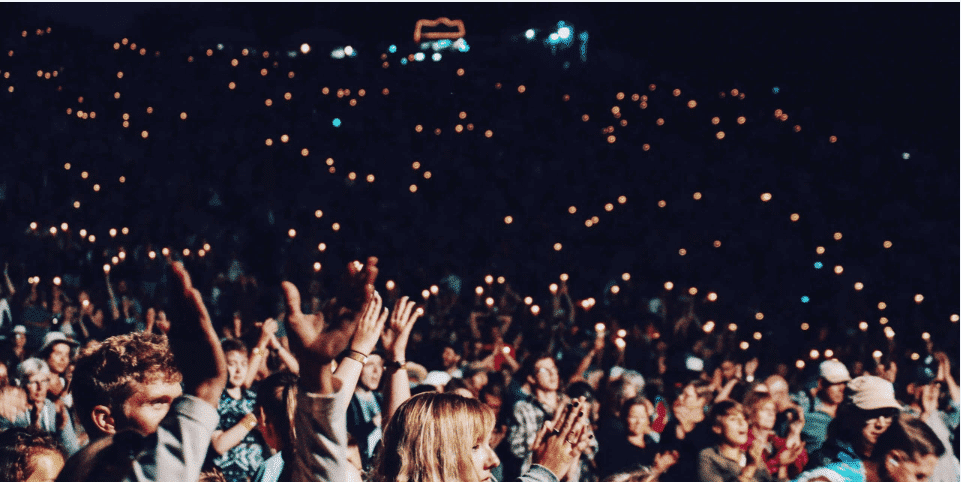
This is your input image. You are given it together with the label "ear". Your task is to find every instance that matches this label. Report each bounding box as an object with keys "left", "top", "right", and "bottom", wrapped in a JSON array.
[
  {"left": 885, "top": 449, "right": 909, "bottom": 472},
  {"left": 712, "top": 424, "right": 723, "bottom": 436},
  {"left": 90, "top": 405, "right": 117, "bottom": 436}
]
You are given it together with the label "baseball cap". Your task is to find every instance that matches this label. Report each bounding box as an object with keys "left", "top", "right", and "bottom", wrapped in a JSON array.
[
  {"left": 909, "top": 355, "right": 939, "bottom": 386},
  {"left": 38, "top": 331, "right": 79, "bottom": 356},
  {"left": 819, "top": 359, "right": 852, "bottom": 384},
  {"left": 847, "top": 375, "right": 901, "bottom": 411},
  {"left": 12, "top": 325, "right": 26, "bottom": 335}
]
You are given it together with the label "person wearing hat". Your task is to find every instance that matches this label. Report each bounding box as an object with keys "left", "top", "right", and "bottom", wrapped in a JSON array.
[
  {"left": 799, "top": 359, "right": 852, "bottom": 454},
  {"left": 807, "top": 375, "right": 902, "bottom": 471},
  {"left": 38, "top": 331, "right": 80, "bottom": 403},
  {"left": 899, "top": 353, "right": 960, "bottom": 482}
]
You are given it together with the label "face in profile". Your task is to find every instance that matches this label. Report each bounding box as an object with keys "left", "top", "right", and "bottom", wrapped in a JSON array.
[
  {"left": 714, "top": 409, "right": 749, "bottom": 446},
  {"left": 24, "top": 448, "right": 65, "bottom": 482},
  {"left": 752, "top": 400, "right": 778, "bottom": 431},
  {"left": 470, "top": 429, "right": 499, "bottom": 482},
  {"left": 118, "top": 378, "right": 183, "bottom": 436}
]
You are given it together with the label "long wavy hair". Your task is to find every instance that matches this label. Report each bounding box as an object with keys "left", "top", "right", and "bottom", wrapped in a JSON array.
[{"left": 371, "top": 392, "right": 495, "bottom": 482}]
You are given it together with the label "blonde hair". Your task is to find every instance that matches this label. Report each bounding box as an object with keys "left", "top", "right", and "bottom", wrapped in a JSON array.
[{"left": 372, "top": 392, "right": 495, "bottom": 482}]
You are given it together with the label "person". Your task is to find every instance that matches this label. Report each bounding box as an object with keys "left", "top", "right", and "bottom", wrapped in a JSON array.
[
  {"left": 209, "top": 338, "right": 268, "bottom": 482},
  {"left": 597, "top": 396, "right": 660, "bottom": 478},
  {"left": 250, "top": 257, "right": 383, "bottom": 482},
  {"left": 346, "top": 349, "right": 385, "bottom": 470},
  {"left": 899, "top": 354, "right": 960, "bottom": 482},
  {"left": 792, "top": 415, "right": 944, "bottom": 482},
  {"left": 505, "top": 354, "right": 563, "bottom": 480},
  {"left": 11, "top": 358, "right": 82, "bottom": 456},
  {"left": 68, "top": 331, "right": 183, "bottom": 440},
  {"left": 794, "top": 360, "right": 850, "bottom": 454},
  {"left": 808, "top": 375, "right": 901, "bottom": 470},
  {"left": 743, "top": 391, "right": 807, "bottom": 480},
  {"left": 56, "top": 260, "right": 229, "bottom": 482},
  {"left": 38, "top": 332, "right": 79, "bottom": 405},
  {"left": 696, "top": 400, "right": 775, "bottom": 482},
  {"left": 0, "top": 427, "right": 66, "bottom": 482},
  {"left": 370, "top": 391, "right": 592, "bottom": 482},
  {"left": 659, "top": 378, "right": 715, "bottom": 481}
]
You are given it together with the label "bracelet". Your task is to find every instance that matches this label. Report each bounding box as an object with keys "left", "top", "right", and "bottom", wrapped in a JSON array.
[
  {"left": 345, "top": 350, "right": 368, "bottom": 365},
  {"left": 241, "top": 413, "right": 257, "bottom": 431},
  {"left": 384, "top": 359, "right": 407, "bottom": 370},
  {"left": 252, "top": 346, "right": 266, "bottom": 357}
]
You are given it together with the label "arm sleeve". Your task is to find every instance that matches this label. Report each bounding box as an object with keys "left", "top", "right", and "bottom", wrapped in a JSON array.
[
  {"left": 517, "top": 464, "right": 560, "bottom": 482},
  {"left": 57, "top": 410, "right": 83, "bottom": 456},
  {"left": 508, "top": 402, "right": 534, "bottom": 459},
  {"left": 131, "top": 395, "right": 220, "bottom": 482},
  {"left": 287, "top": 390, "right": 348, "bottom": 482},
  {"left": 695, "top": 448, "right": 741, "bottom": 482}
]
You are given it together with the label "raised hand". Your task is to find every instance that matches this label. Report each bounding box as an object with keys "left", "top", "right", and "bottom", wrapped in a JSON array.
[
  {"left": 350, "top": 291, "right": 389, "bottom": 356},
  {"left": 282, "top": 257, "right": 378, "bottom": 393},
  {"left": 530, "top": 396, "right": 592, "bottom": 479},
  {"left": 166, "top": 261, "right": 227, "bottom": 408},
  {"left": 380, "top": 296, "right": 421, "bottom": 362},
  {"left": 777, "top": 441, "right": 805, "bottom": 467}
]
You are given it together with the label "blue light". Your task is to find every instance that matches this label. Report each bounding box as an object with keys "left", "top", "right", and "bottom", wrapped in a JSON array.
[
  {"left": 814, "top": 261, "right": 823, "bottom": 269},
  {"left": 457, "top": 40, "right": 470, "bottom": 52},
  {"left": 388, "top": 44, "right": 397, "bottom": 53},
  {"left": 549, "top": 33, "right": 560, "bottom": 43},
  {"left": 772, "top": 86, "right": 780, "bottom": 94},
  {"left": 525, "top": 29, "right": 535, "bottom": 39},
  {"left": 801, "top": 296, "right": 810, "bottom": 303},
  {"left": 558, "top": 27, "right": 571, "bottom": 39},
  {"left": 435, "top": 39, "right": 451, "bottom": 49},
  {"left": 902, "top": 152, "right": 910, "bottom": 160},
  {"left": 400, "top": 57, "right": 408, "bottom": 65},
  {"left": 332, "top": 118, "right": 341, "bottom": 128},
  {"left": 432, "top": 52, "right": 442, "bottom": 62}
]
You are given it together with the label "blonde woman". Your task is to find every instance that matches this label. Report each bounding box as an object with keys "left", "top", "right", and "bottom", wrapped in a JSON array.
[{"left": 372, "top": 391, "right": 592, "bottom": 482}]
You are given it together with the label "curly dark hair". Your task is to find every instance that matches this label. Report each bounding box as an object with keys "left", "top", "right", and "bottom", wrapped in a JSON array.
[
  {"left": 0, "top": 427, "right": 65, "bottom": 482},
  {"left": 71, "top": 332, "right": 183, "bottom": 438}
]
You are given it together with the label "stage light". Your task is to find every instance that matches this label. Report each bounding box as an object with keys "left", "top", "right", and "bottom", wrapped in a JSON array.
[{"left": 525, "top": 29, "right": 535, "bottom": 39}]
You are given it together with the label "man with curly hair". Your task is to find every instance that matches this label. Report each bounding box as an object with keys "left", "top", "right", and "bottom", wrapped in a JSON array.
[{"left": 70, "top": 331, "right": 184, "bottom": 439}]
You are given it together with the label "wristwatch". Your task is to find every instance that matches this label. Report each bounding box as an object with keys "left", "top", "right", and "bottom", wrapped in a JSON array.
[{"left": 384, "top": 359, "right": 408, "bottom": 370}]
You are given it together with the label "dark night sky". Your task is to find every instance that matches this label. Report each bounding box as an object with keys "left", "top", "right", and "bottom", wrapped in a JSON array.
[
  {"left": 7, "top": 2, "right": 959, "bottom": 155},
  {"left": 0, "top": 3, "right": 957, "bottom": 332}
]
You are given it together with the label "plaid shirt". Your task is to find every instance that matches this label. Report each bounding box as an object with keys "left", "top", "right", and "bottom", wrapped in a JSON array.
[
  {"left": 508, "top": 396, "right": 554, "bottom": 475},
  {"left": 507, "top": 395, "right": 600, "bottom": 480}
]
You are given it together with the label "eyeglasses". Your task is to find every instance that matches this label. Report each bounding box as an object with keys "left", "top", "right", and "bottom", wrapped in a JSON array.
[{"left": 863, "top": 408, "right": 899, "bottom": 424}]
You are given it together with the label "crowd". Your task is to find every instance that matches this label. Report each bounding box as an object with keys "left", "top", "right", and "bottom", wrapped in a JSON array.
[
  {"left": 0, "top": 248, "right": 956, "bottom": 482},
  {"left": 0, "top": 13, "right": 958, "bottom": 482}
]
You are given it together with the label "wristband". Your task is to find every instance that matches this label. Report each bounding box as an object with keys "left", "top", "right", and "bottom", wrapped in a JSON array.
[
  {"left": 252, "top": 346, "right": 267, "bottom": 357},
  {"left": 385, "top": 359, "right": 407, "bottom": 370},
  {"left": 241, "top": 413, "right": 258, "bottom": 431},
  {"left": 345, "top": 349, "right": 368, "bottom": 365}
]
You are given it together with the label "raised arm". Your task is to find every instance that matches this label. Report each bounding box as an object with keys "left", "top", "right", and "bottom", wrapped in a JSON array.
[
  {"left": 380, "top": 296, "right": 421, "bottom": 422},
  {"left": 268, "top": 332, "right": 300, "bottom": 376},
  {"left": 103, "top": 267, "right": 121, "bottom": 321},
  {"left": 2, "top": 263, "right": 14, "bottom": 297},
  {"left": 280, "top": 257, "right": 379, "bottom": 482},
  {"left": 244, "top": 318, "right": 278, "bottom": 389},
  {"left": 281, "top": 257, "right": 377, "bottom": 395},
  {"left": 333, "top": 291, "right": 388, "bottom": 405},
  {"left": 167, "top": 260, "right": 228, "bottom": 408}
]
